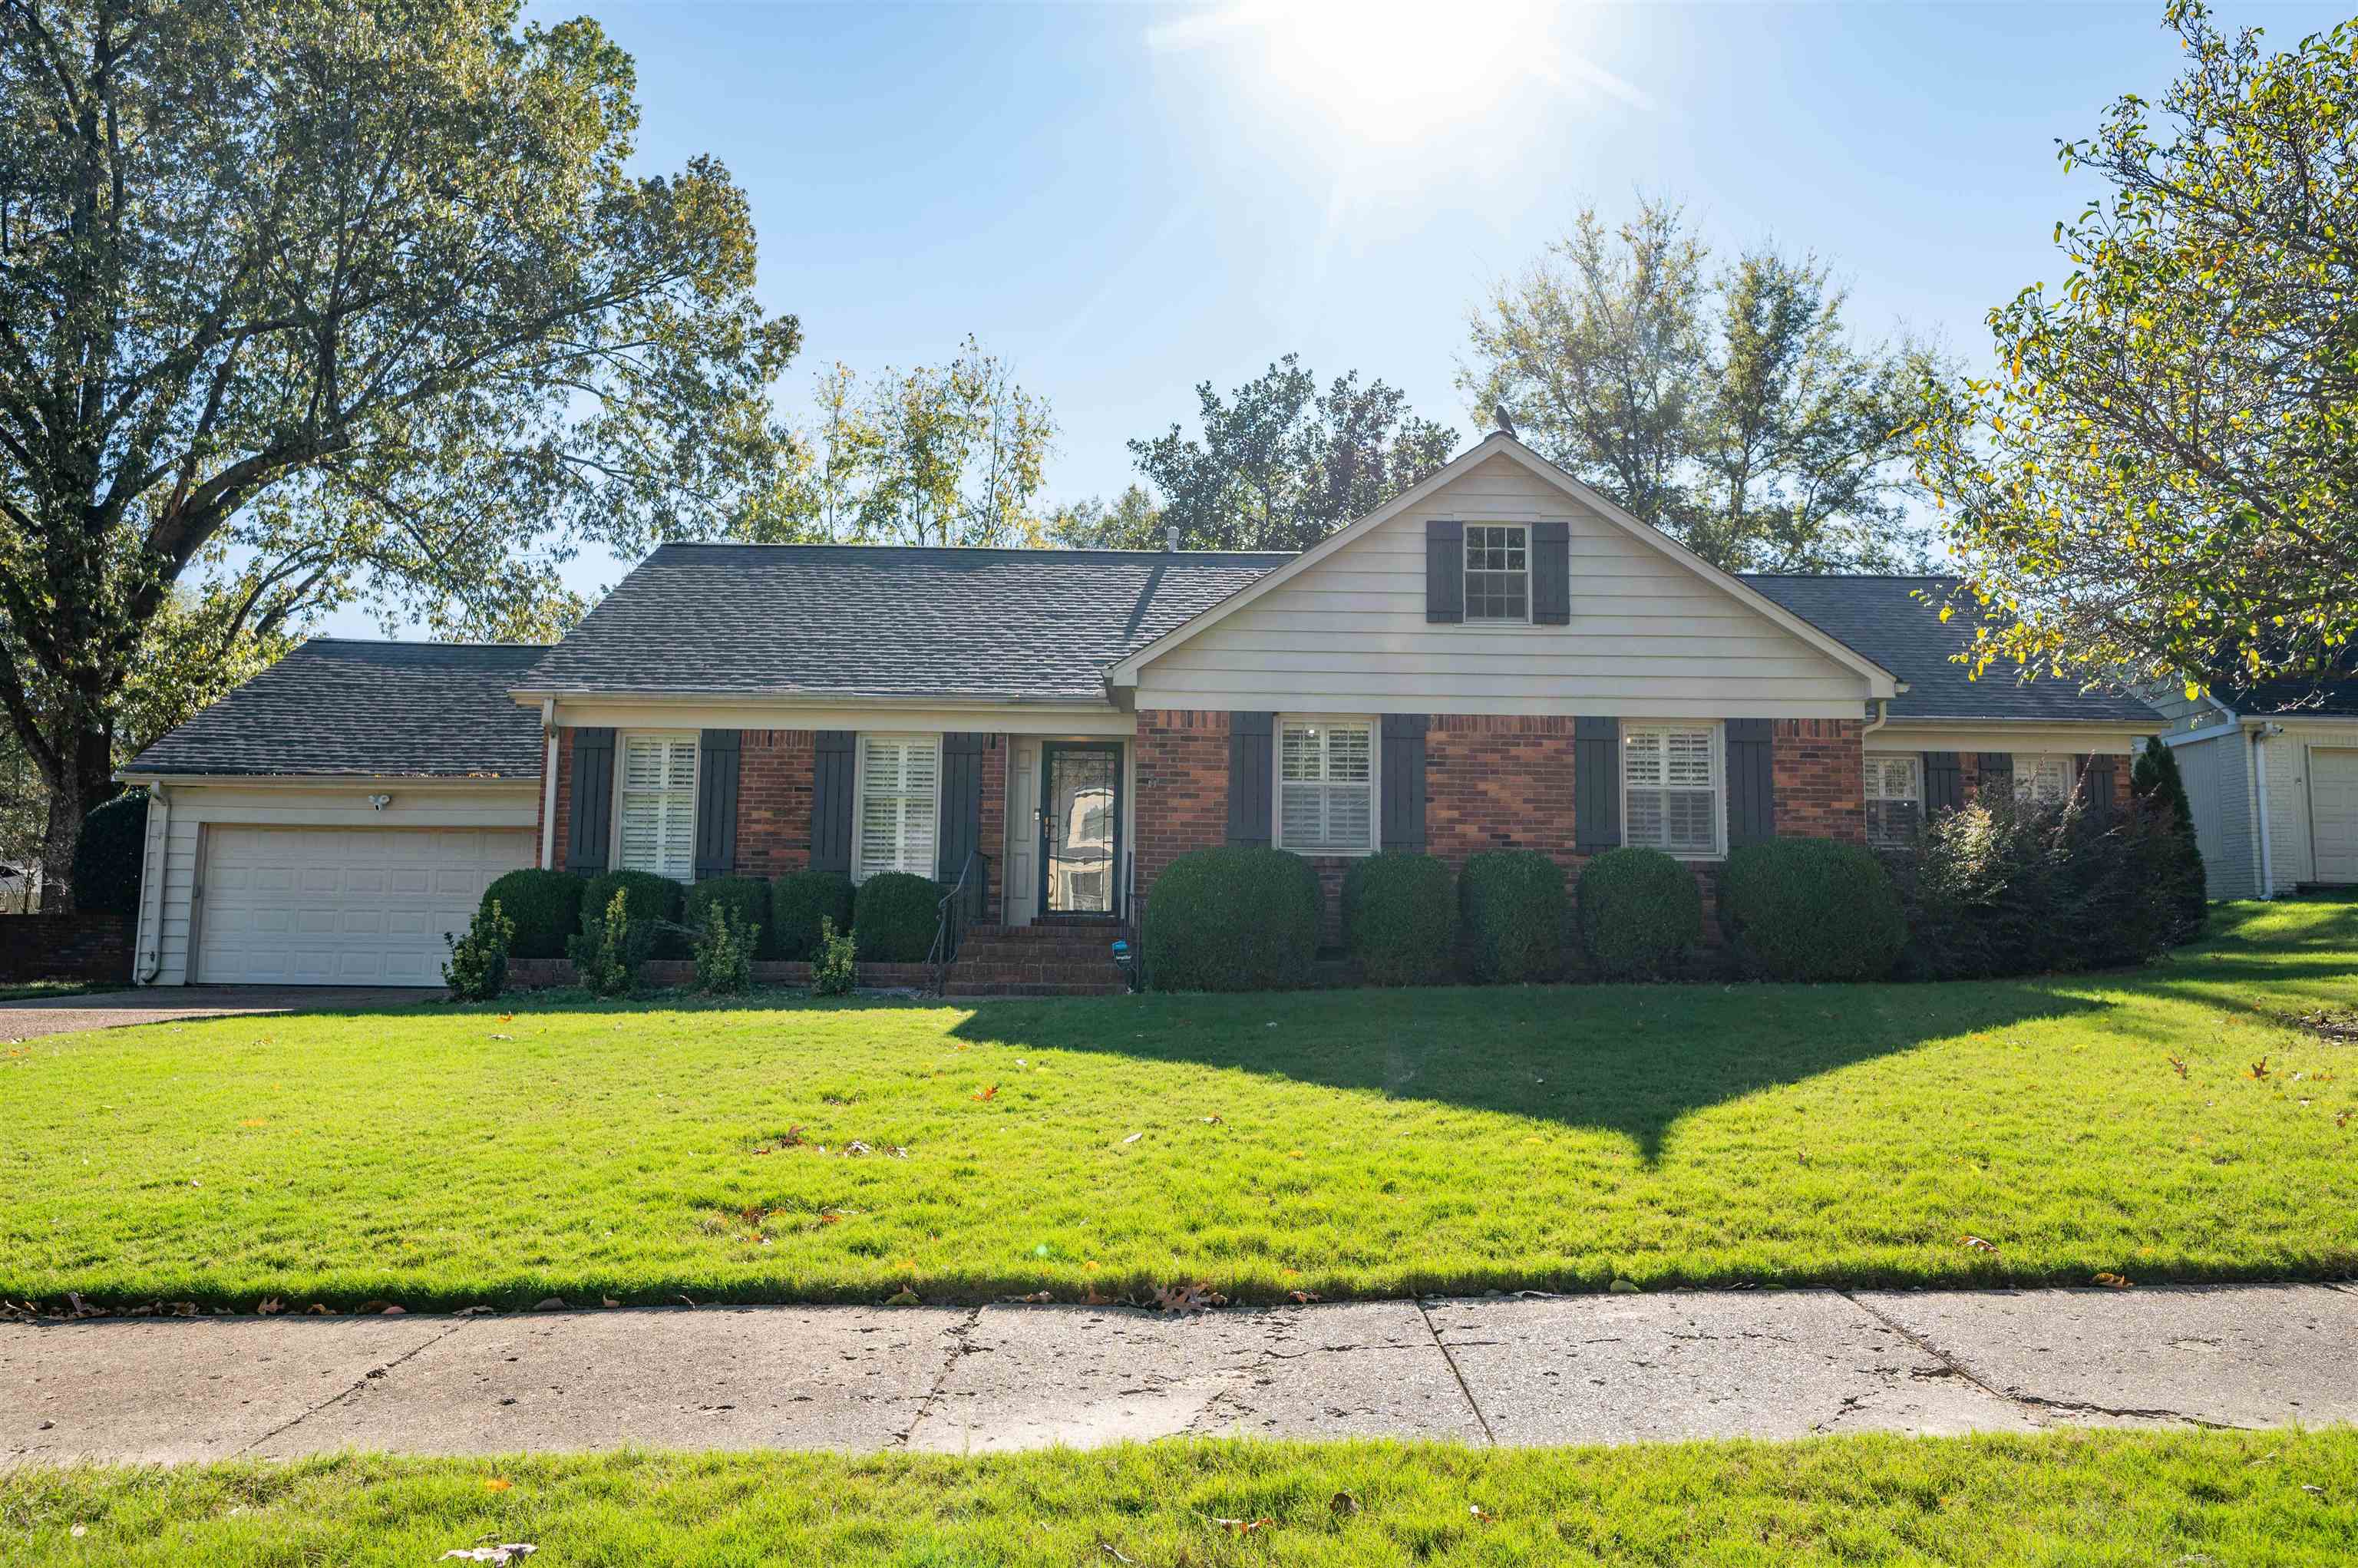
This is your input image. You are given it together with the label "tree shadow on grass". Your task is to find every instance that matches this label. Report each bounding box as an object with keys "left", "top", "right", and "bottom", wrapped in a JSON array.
[{"left": 949, "top": 977, "right": 2111, "bottom": 1164}]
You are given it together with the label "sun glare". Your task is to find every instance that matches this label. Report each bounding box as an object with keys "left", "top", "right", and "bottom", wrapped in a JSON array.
[{"left": 1153, "top": 0, "right": 1589, "bottom": 145}]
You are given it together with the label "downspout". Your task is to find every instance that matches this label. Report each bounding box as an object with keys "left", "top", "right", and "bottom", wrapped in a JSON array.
[
  {"left": 539, "top": 698, "right": 559, "bottom": 871},
  {"left": 134, "top": 782, "right": 169, "bottom": 984},
  {"left": 1862, "top": 697, "right": 1891, "bottom": 738},
  {"left": 2253, "top": 723, "right": 2284, "bottom": 899}
]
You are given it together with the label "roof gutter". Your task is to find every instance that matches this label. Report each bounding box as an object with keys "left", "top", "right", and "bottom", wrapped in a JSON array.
[{"left": 506, "top": 688, "right": 1117, "bottom": 709}]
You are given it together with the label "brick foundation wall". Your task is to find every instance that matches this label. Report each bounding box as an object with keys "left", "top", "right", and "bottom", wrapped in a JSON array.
[
  {"left": 0, "top": 913, "right": 132, "bottom": 985},
  {"left": 1134, "top": 710, "right": 1230, "bottom": 906},
  {"left": 1773, "top": 719, "right": 1866, "bottom": 843}
]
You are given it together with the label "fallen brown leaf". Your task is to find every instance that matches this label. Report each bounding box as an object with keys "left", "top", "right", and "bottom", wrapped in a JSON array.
[{"left": 2092, "top": 1272, "right": 2132, "bottom": 1289}]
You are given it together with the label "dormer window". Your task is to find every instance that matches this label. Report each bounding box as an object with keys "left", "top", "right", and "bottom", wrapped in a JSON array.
[{"left": 1463, "top": 525, "right": 1529, "bottom": 621}]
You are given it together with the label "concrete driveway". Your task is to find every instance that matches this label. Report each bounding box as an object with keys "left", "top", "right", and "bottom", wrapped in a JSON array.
[{"left": 0, "top": 985, "right": 434, "bottom": 1041}]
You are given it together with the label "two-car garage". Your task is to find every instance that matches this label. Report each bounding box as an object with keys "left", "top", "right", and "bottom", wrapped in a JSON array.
[{"left": 190, "top": 825, "right": 534, "bottom": 985}]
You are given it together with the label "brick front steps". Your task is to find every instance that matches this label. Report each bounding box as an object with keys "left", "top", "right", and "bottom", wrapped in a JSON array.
[
  {"left": 943, "top": 923, "right": 1130, "bottom": 999},
  {"left": 505, "top": 929, "right": 1131, "bottom": 999}
]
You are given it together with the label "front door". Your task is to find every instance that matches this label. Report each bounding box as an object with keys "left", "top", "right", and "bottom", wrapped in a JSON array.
[{"left": 1039, "top": 742, "right": 1121, "bottom": 919}]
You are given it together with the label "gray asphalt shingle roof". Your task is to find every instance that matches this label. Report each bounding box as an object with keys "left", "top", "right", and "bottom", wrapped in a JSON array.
[
  {"left": 1739, "top": 575, "right": 2162, "bottom": 723},
  {"left": 514, "top": 543, "right": 1293, "bottom": 701},
  {"left": 124, "top": 639, "right": 549, "bottom": 778}
]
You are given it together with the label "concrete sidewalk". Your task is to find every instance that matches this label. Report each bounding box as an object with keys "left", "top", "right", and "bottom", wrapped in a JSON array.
[{"left": 6, "top": 1285, "right": 2356, "bottom": 1466}]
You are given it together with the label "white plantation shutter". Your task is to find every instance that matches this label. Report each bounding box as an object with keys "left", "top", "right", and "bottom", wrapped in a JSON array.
[
  {"left": 1623, "top": 727, "right": 1720, "bottom": 855},
  {"left": 1864, "top": 754, "right": 1922, "bottom": 848},
  {"left": 2015, "top": 754, "right": 2072, "bottom": 805},
  {"left": 617, "top": 735, "right": 698, "bottom": 880},
  {"left": 857, "top": 736, "right": 940, "bottom": 880},
  {"left": 1276, "top": 721, "right": 1374, "bottom": 852}
]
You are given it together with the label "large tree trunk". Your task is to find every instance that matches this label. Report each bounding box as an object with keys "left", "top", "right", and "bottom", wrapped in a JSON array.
[{"left": 35, "top": 723, "right": 118, "bottom": 914}]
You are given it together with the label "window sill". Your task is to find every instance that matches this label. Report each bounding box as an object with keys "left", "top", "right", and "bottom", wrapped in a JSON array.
[{"left": 1278, "top": 846, "right": 1378, "bottom": 859}]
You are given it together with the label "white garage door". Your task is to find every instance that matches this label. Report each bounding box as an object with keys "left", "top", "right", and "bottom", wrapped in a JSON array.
[
  {"left": 2314, "top": 749, "right": 2358, "bottom": 884},
  {"left": 196, "top": 826, "right": 534, "bottom": 985}
]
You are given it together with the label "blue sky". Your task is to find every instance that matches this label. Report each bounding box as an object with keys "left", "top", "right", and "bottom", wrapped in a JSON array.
[{"left": 333, "top": 0, "right": 2350, "bottom": 632}]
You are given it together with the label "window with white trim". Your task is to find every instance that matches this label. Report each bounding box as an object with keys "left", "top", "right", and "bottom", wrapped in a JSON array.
[
  {"left": 1277, "top": 719, "right": 1375, "bottom": 853},
  {"left": 1463, "top": 524, "right": 1530, "bottom": 621},
  {"left": 2013, "top": 754, "right": 2072, "bottom": 806},
  {"left": 1864, "top": 754, "right": 1922, "bottom": 848},
  {"left": 856, "top": 734, "right": 940, "bottom": 881},
  {"left": 616, "top": 734, "right": 698, "bottom": 880},
  {"left": 1623, "top": 725, "right": 1721, "bottom": 857}
]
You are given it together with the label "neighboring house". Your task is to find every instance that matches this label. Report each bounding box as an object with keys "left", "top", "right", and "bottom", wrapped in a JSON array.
[
  {"left": 120, "top": 431, "right": 2164, "bottom": 986},
  {"left": 2151, "top": 668, "right": 2358, "bottom": 900}
]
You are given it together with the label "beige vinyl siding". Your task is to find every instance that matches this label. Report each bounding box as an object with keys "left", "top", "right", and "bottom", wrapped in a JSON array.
[
  {"left": 2256, "top": 720, "right": 2358, "bottom": 892},
  {"left": 1134, "top": 454, "right": 1871, "bottom": 718},
  {"left": 2171, "top": 730, "right": 2260, "bottom": 899},
  {"left": 134, "top": 783, "right": 538, "bottom": 986}
]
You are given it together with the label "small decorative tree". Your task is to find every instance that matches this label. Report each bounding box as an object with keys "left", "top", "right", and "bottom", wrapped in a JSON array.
[
  {"left": 811, "top": 916, "right": 857, "bottom": 997},
  {"left": 693, "top": 904, "right": 754, "bottom": 995},
  {"left": 442, "top": 900, "right": 515, "bottom": 1002},
  {"left": 570, "top": 888, "right": 650, "bottom": 999},
  {"left": 2132, "top": 735, "right": 2209, "bottom": 942}
]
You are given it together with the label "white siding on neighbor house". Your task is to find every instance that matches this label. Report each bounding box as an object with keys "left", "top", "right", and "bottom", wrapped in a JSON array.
[
  {"left": 134, "top": 783, "right": 539, "bottom": 985},
  {"left": 2257, "top": 720, "right": 2358, "bottom": 893},
  {"left": 1133, "top": 454, "right": 1872, "bottom": 718}
]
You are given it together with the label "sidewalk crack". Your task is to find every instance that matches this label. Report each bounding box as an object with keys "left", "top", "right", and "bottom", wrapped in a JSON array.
[
  {"left": 890, "top": 1306, "right": 984, "bottom": 1450},
  {"left": 1417, "top": 1299, "right": 1496, "bottom": 1447},
  {"left": 233, "top": 1316, "right": 475, "bottom": 1457}
]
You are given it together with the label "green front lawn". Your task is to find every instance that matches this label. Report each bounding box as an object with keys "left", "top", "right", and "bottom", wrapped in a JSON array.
[
  {"left": 3, "top": 899, "right": 2354, "bottom": 1311},
  {"left": 7, "top": 1431, "right": 2356, "bottom": 1566}
]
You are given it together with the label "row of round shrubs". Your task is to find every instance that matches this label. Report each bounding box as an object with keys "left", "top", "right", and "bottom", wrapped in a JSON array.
[
  {"left": 479, "top": 866, "right": 948, "bottom": 965},
  {"left": 1143, "top": 838, "right": 1909, "bottom": 992}
]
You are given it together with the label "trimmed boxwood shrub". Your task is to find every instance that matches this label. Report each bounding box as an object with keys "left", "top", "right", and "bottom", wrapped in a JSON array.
[
  {"left": 852, "top": 871, "right": 943, "bottom": 962},
  {"left": 71, "top": 789, "right": 147, "bottom": 917},
  {"left": 772, "top": 870, "right": 855, "bottom": 961},
  {"left": 1458, "top": 849, "right": 1567, "bottom": 984},
  {"left": 580, "top": 870, "right": 685, "bottom": 955},
  {"left": 1575, "top": 847, "right": 1702, "bottom": 981},
  {"left": 1144, "top": 847, "right": 1321, "bottom": 992},
  {"left": 1720, "top": 838, "right": 1904, "bottom": 982},
  {"left": 481, "top": 869, "right": 585, "bottom": 960},
  {"left": 685, "top": 876, "right": 771, "bottom": 959},
  {"left": 1341, "top": 852, "right": 1458, "bottom": 985}
]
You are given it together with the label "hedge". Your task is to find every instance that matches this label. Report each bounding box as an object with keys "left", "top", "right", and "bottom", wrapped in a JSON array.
[
  {"left": 70, "top": 790, "right": 147, "bottom": 918},
  {"left": 579, "top": 870, "right": 685, "bottom": 955},
  {"left": 852, "top": 871, "right": 943, "bottom": 962},
  {"left": 771, "top": 870, "right": 855, "bottom": 961},
  {"left": 1720, "top": 838, "right": 1904, "bottom": 982},
  {"left": 1340, "top": 852, "right": 1458, "bottom": 985},
  {"left": 1575, "top": 847, "right": 1702, "bottom": 981},
  {"left": 480, "top": 869, "right": 584, "bottom": 959},
  {"left": 1458, "top": 849, "right": 1567, "bottom": 984},
  {"left": 1144, "top": 847, "right": 1321, "bottom": 992},
  {"left": 685, "top": 876, "right": 771, "bottom": 959}
]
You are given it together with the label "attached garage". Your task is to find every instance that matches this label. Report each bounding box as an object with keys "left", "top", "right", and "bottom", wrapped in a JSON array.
[
  {"left": 2311, "top": 748, "right": 2358, "bottom": 884},
  {"left": 118, "top": 640, "right": 553, "bottom": 987},
  {"left": 193, "top": 825, "right": 533, "bottom": 985}
]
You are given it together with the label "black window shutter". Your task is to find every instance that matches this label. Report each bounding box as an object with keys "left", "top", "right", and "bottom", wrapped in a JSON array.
[
  {"left": 1977, "top": 751, "right": 2014, "bottom": 801},
  {"left": 1726, "top": 718, "right": 1775, "bottom": 845},
  {"left": 938, "top": 732, "right": 986, "bottom": 881},
  {"left": 1380, "top": 714, "right": 1427, "bottom": 850},
  {"left": 2081, "top": 754, "right": 2118, "bottom": 824},
  {"left": 1425, "top": 520, "right": 1464, "bottom": 623},
  {"left": 1227, "top": 711, "right": 1274, "bottom": 847},
  {"left": 1574, "top": 715, "right": 1620, "bottom": 851},
  {"left": 1532, "top": 520, "right": 1571, "bottom": 626},
  {"left": 692, "top": 730, "right": 742, "bottom": 880},
  {"left": 1922, "top": 751, "right": 1964, "bottom": 817},
  {"left": 811, "top": 731, "right": 856, "bottom": 875},
  {"left": 566, "top": 727, "right": 616, "bottom": 876}
]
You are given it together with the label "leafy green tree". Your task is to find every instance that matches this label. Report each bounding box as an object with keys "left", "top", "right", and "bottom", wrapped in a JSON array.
[
  {"left": 1129, "top": 357, "right": 1458, "bottom": 552},
  {"left": 1912, "top": 2, "right": 2358, "bottom": 698},
  {"left": 1461, "top": 200, "right": 1940, "bottom": 571},
  {"left": 1039, "top": 485, "right": 1164, "bottom": 550},
  {"left": 0, "top": 0, "right": 799, "bottom": 906}
]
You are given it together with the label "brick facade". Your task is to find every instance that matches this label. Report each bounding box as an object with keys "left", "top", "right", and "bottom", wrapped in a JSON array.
[
  {"left": 1772, "top": 719, "right": 1866, "bottom": 843},
  {"left": 1133, "top": 709, "right": 1230, "bottom": 903},
  {"left": 0, "top": 912, "right": 132, "bottom": 985},
  {"left": 1425, "top": 715, "right": 1580, "bottom": 875}
]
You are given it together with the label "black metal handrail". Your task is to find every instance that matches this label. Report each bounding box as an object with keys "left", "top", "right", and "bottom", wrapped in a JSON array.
[{"left": 926, "top": 849, "right": 989, "bottom": 993}]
